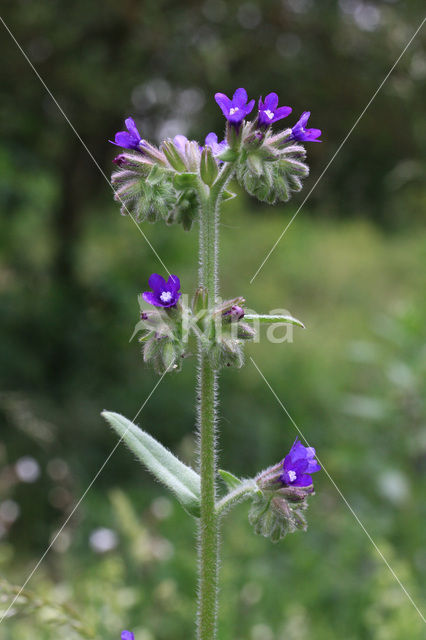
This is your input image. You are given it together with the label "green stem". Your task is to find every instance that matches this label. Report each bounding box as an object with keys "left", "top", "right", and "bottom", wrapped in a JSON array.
[
  {"left": 196, "top": 163, "right": 234, "bottom": 640},
  {"left": 216, "top": 480, "right": 259, "bottom": 517}
]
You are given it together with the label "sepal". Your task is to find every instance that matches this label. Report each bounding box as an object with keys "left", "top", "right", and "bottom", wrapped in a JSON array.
[{"left": 248, "top": 491, "right": 309, "bottom": 543}]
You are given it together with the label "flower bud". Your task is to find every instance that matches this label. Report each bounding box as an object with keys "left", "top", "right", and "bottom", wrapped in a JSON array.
[
  {"left": 237, "top": 322, "right": 256, "bottom": 340},
  {"left": 200, "top": 147, "right": 219, "bottom": 186},
  {"left": 161, "top": 139, "right": 187, "bottom": 172},
  {"left": 213, "top": 297, "right": 245, "bottom": 318},
  {"left": 222, "top": 304, "right": 245, "bottom": 323},
  {"left": 208, "top": 336, "right": 244, "bottom": 370},
  {"left": 192, "top": 286, "right": 208, "bottom": 316}
]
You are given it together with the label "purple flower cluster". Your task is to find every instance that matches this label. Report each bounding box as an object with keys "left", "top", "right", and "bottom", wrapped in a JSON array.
[
  {"left": 109, "top": 90, "right": 321, "bottom": 159},
  {"left": 214, "top": 87, "right": 321, "bottom": 141},
  {"left": 142, "top": 273, "right": 181, "bottom": 308},
  {"left": 280, "top": 438, "right": 321, "bottom": 487},
  {"left": 121, "top": 632, "right": 134, "bottom": 640}
]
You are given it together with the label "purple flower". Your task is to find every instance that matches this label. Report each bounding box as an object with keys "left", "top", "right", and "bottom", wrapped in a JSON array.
[
  {"left": 214, "top": 88, "right": 255, "bottom": 124},
  {"left": 290, "top": 112, "right": 322, "bottom": 142},
  {"left": 204, "top": 132, "right": 228, "bottom": 157},
  {"left": 121, "top": 632, "right": 134, "bottom": 640},
  {"left": 258, "top": 93, "right": 292, "bottom": 127},
  {"left": 142, "top": 274, "right": 181, "bottom": 308},
  {"left": 110, "top": 117, "right": 144, "bottom": 150},
  {"left": 280, "top": 438, "right": 321, "bottom": 487}
]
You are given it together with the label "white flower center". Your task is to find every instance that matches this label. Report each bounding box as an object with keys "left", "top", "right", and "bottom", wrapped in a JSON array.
[
  {"left": 229, "top": 107, "right": 239, "bottom": 115},
  {"left": 288, "top": 470, "right": 297, "bottom": 482},
  {"left": 160, "top": 291, "right": 172, "bottom": 303},
  {"left": 264, "top": 109, "right": 274, "bottom": 120}
]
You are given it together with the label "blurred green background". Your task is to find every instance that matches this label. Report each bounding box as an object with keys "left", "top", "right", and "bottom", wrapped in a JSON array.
[{"left": 0, "top": 1, "right": 425, "bottom": 638}]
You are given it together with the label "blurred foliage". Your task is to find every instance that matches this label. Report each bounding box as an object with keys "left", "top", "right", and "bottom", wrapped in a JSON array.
[{"left": 0, "top": 0, "right": 425, "bottom": 638}]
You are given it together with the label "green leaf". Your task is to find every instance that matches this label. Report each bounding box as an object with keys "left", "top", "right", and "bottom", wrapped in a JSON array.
[
  {"left": 102, "top": 411, "right": 201, "bottom": 517},
  {"left": 222, "top": 190, "right": 237, "bottom": 201},
  {"left": 244, "top": 314, "right": 305, "bottom": 329},
  {"left": 218, "top": 469, "right": 243, "bottom": 490}
]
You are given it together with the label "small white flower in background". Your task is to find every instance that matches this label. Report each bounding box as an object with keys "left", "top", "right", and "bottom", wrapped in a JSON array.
[
  {"left": 89, "top": 527, "right": 118, "bottom": 553},
  {"left": 50, "top": 530, "right": 71, "bottom": 553},
  {"left": 15, "top": 456, "right": 40, "bottom": 483},
  {"left": 378, "top": 470, "right": 409, "bottom": 505},
  {"left": 0, "top": 499, "right": 20, "bottom": 524},
  {"left": 151, "top": 496, "right": 173, "bottom": 520},
  {"left": 251, "top": 623, "right": 274, "bottom": 640}
]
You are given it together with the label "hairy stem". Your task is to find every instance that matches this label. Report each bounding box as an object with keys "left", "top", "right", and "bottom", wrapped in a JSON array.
[
  {"left": 215, "top": 480, "right": 259, "bottom": 517},
  {"left": 196, "top": 163, "right": 234, "bottom": 640}
]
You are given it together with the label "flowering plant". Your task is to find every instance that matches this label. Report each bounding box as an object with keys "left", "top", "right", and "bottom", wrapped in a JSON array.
[{"left": 103, "top": 87, "right": 322, "bottom": 640}]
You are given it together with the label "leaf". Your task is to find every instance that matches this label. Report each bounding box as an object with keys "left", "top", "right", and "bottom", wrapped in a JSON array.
[
  {"left": 102, "top": 411, "right": 201, "bottom": 517},
  {"left": 244, "top": 314, "right": 305, "bottom": 329},
  {"left": 218, "top": 469, "right": 243, "bottom": 490},
  {"left": 222, "top": 190, "right": 237, "bottom": 201}
]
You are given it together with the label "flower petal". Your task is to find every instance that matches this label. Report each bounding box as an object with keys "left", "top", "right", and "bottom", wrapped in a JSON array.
[
  {"left": 299, "top": 111, "right": 311, "bottom": 126},
  {"left": 273, "top": 106, "right": 292, "bottom": 121},
  {"left": 233, "top": 87, "right": 248, "bottom": 106},
  {"left": 167, "top": 274, "right": 181, "bottom": 292},
  {"left": 125, "top": 117, "right": 140, "bottom": 140},
  {"left": 113, "top": 131, "right": 133, "bottom": 148},
  {"left": 215, "top": 93, "right": 231, "bottom": 115},
  {"left": 121, "top": 632, "right": 135, "bottom": 640},
  {"left": 307, "top": 460, "right": 322, "bottom": 473},
  {"left": 244, "top": 99, "right": 255, "bottom": 115},
  {"left": 293, "top": 474, "right": 313, "bottom": 487},
  {"left": 142, "top": 291, "right": 161, "bottom": 307},
  {"left": 148, "top": 273, "right": 167, "bottom": 294},
  {"left": 264, "top": 92, "right": 279, "bottom": 110},
  {"left": 173, "top": 135, "right": 189, "bottom": 154},
  {"left": 205, "top": 132, "right": 218, "bottom": 146},
  {"left": 306, "top": 128, "right": 322, "bottom": 141}
]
